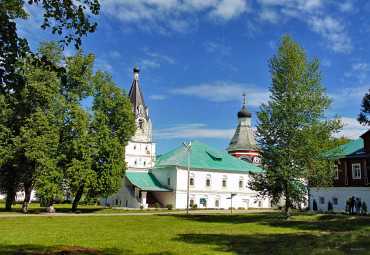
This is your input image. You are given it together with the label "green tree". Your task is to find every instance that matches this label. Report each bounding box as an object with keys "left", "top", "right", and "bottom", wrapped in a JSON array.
[
  {"left": 0, "top": 0, "right": 100, "bottom": 93},
  {"left": 0, "top": 41, "right": 136, "bottom": 212},
  {"left": 248, "top": 35, "right": 343, "bottom": 220},
  {"left": 358, "top": 89, "right": 370, "bottom": 126}
]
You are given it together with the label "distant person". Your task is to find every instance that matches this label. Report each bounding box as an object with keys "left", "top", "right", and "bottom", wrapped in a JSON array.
[
  {"left": 350, "top": 196, "right": 355, "bottom": 215},
  {"left": 355, "top": 198, "right": 361, "bottom": 215}
]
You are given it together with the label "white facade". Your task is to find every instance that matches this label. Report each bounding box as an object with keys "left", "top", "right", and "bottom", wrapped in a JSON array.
[
  {"left": 150, "top": 166, "right": 270, "bottom": 209},
  {"left": 309, "top": 187, "right": 369, "bottom": 211},
  {"left": 125, "top": 141, "right": 156, "bottom": 169}
]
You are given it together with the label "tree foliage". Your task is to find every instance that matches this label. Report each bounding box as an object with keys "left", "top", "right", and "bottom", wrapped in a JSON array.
[
  {"left": 0, "top": 0, "right": 100, "bottom": 93},
  {"left": 0, "top": 42, "right": 135, "bottom": 212},
  {"left": 358, "top": 89, "right": 370, "bottom": 126},
  {"left": 248, "top": 35, "right": 343, "bottom": 220}
]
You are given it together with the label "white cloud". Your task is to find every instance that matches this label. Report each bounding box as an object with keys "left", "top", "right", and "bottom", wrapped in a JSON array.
[
  {"left": 139, "top": 59, "right": 160, "bottom": 69},
  {"left": 321, "top": 59, "right": 332, "bottom": 67},
  {"left": 203, "top": 40, "right": 231, "bottom": 55},
  {"left": 333, "top": 117, "right": 368, "bottom": 139},
  {"left": 153, "top": 123, "right": 235, "bottom": 139},
  {"left": 171, "top": 81, "right": 270, "bottom": 106},
  {"left": 259, "top": 8, "right": 279, "bottom": 23},
  {"left": 344, "top": 62, "right": 370, "bottom": 84},
  {"left": 309, "top": 16, "right": 352, "bottom": 53},
  {"left": 209, "top": 0, "right": 249, "bottom": 21},
  {"left": 149, "top": 95, "right": 167, "bottom": 100},
  {"left": 329, "top": 86, "right": 369, "bottom": 109},
  {"left": 339, "top": 1, "right": 354, "bottom": 13}
]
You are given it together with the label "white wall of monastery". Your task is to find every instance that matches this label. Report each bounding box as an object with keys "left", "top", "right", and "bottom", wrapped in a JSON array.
[
  {"left": 155, "top": 167, "right": 271, "bottom": 209},
  {"left": 309, "top": 187, "right": 370, "bottom": 211}
]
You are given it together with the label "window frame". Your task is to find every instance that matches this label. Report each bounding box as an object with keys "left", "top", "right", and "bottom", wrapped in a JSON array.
[{"left": 352, "top": 163, "right": 361, "bottom": 179}]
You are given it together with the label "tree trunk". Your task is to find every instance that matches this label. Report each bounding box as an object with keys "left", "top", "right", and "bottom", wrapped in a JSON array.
[
  {"left": 72, "top": 185, "right": 84, "bottom": 212},
  {"left": 22, "top": 182, "right": 34, "bottom": 213},
  {"left": 5, "top": 188, "right": 16, "bottom": 211},
  {"left": 285, "top": 197, "right": 291, "bottom": 221}
]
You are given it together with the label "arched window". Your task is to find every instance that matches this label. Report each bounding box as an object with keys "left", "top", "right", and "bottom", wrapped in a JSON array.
[
  {"left": 138, "top": 120, "right": 143, "bottom": 130},
  {"left": 222, "top": 175, "right": 227, "bottom": 188},
  {"left": 222, "top": 180, "right": 227, "bottom": 188},
  {"left": 134, "top": 160, "right": 137, "bottom": 166},
  {"left": 190, "top": 178, "right": 194, "bottom": 186},
  {"left": 206, "top": 174, "right": 211, "bottom": 187},
  {"left": 239, "top": 177, "right": 244, "bottom": 189},
  {"left": 143, "top": 161, "right": 146, "bottom": 167},
  {"left": 215, "top": 200, "right": 220, "bottom": 207}
]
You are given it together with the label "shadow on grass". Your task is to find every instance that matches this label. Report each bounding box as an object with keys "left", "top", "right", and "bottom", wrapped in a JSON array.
[
  {"left": 0, "top": 206, "right": 108, "bottom": 214},
  {"left": 0, "top": 244, "right": 131, "bottom": 255},
  {"left": 174, "top": 232, "right": 369, "bottom": 255},
  {"left": 171, "top": 213, "right": 370, "bottom": 232}
]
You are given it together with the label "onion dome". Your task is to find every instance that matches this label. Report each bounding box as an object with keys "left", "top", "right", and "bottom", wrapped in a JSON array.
[
  {"left": 133, "top": 66, "right": 140, "bottom": 73},
  {"left": 237, "top": 105, "right": 252, "bottom": 118}
]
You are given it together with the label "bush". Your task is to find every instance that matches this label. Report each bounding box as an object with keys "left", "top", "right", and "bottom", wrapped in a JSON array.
[
  {"left": 328, "top": 201, "right": 333, "bottom": 211},
  {"left": 0, "top": 199, "right": 6, "bottom": 204},
  {"left": 313, "top": 199, "right": 318, "bottom": 211},
  {"left": 228, "top": 207, "right": 236, "bottom": 210},
  {"left": 361, "top": 201, "right": 367, "bottom": 214},
  {"left": 155, "top": 203, "right": 160, "bottom": 209},
  {"left": 140, "top": 204, "right": 144, "bottom": 210},
  {"left": 238, "top": 207, "right": 245, "bottom": 210},
  {"left": 166, "top": 204, "right": 173, "bottom": 210}
]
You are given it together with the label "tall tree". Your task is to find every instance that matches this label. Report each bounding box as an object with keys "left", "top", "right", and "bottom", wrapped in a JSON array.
[
  {"left": 358, "top": 89, "right": 370, "bottom": 126},
  {"left": 248, "top": 35, "right": 343, "bottom": 220},
  {"left": 0, "top": 0, "right": 100, "bottom": 92}
]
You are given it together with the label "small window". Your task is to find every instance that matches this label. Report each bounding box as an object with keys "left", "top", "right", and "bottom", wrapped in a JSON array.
[
  {"left": 319, "top": 197, "right": 325, "bottom": 205},
  {"left": 190, "top": 199, "right": 194, "bottom": 206},
  {"left": 134, "top": 145, "right": 136, "bottom": 150},
  {"left": 134, "top": 160, "right": 137, "bottom": 165},
  {"left": 222, "top": 179, "right": 227, "bottom": 188},
  {"left": 239, "top": 180, "right": 243, "bottom": 188},
  {"left": 168, "top": 178, "right": 170, "bottom": 185},
  {"left": 190, "top": 178, "right": 194, "bottom": 186},
  {"left": 206, "top": 179, "right": 211, "bottom": 187},
  {"left": 138, "top": 120, "right": 143, "bottom": 129},
  {"left": 332, "top": 197, "right": 338, "bottom": 205},
  {"left": 258, "top": 201, "right": 262, "bottom": 207},
  {"left": 352, "top": 163, "right": 361, "bottom": 179},
  {"left": 215, "top": 200, "right": 220, "bottom": 207},
  {"left": 143, "top": 161, "right": 146, "bottom": 166}
]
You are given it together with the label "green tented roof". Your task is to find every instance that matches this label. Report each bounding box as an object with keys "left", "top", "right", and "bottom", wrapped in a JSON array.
[
  {"left": 152, "top": 140, "right": 264, "bottom": 173},
  {"left": 126, "top": 172, "right": 171, "bottom": 191}
]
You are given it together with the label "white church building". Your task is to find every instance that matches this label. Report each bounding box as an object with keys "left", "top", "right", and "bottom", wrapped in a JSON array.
[{"left": 101, "top": 67, "right": 272, "bottom": 209}]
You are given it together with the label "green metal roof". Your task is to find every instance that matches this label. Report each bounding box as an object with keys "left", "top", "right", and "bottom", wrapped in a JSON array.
[
  {"left": 152, "top": 140, "right": 264, "bottom": 173},
  {"left": 126, "top": 172, "right": 171, "bottom": 191},
  {"left": 324, "top": 139, "right": 364, "bottom": 158}
]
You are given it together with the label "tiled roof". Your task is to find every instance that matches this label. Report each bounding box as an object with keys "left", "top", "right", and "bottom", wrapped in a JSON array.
[
  {"left": 128, "top": 79, "right": 149, "bottom": 120},
  {"left": 126, "top": 172, "right": 171, "bottom": 191},
  {"left": 152, "top": 140, "right": 264, "bottom": 173}
]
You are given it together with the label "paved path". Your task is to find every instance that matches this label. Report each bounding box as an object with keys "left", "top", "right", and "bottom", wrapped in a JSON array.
[{"left": 0, "top": 209, "right": 278, "bottom": 217}]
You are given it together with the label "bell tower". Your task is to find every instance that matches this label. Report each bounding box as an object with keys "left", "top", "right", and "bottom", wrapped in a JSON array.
[{"left": 125, "top": 67, "right": 156, "bottom": 169}]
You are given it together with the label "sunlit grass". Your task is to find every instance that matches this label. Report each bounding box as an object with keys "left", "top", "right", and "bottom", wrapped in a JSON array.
[{"left": 0, "top": 213, "right": 369, "bottom": 254}]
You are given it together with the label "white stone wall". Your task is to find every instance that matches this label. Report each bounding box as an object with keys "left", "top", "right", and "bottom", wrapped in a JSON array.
[
  {"left": 125, "top": 141, "right": 156, "bottom": 168},
  {"left": 168, "top": 167, "right": 270, "bottom": 209},
  {"left": 309, "top": 187, "right": 370, "bottom": 211}
]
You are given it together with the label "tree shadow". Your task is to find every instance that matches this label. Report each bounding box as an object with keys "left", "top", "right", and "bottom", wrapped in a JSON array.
[
  {"left": 170, "top": 213, "right": 370, "bottom": 233},
  {"left": 0, "top": 244, "right": 131, "bottom": 255},
  {"left": 174, "top": 232, "right": 369, "bottom": 255}
]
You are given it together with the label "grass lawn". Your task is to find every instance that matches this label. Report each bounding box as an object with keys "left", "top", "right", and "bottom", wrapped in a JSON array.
[{"left": 0, "top": 213, "right": 369, "bottom": 254}]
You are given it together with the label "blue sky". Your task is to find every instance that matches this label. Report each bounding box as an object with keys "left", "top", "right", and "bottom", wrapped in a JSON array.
[{"left": 17, "top": 0, "right": 369, "bottom": 155}]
